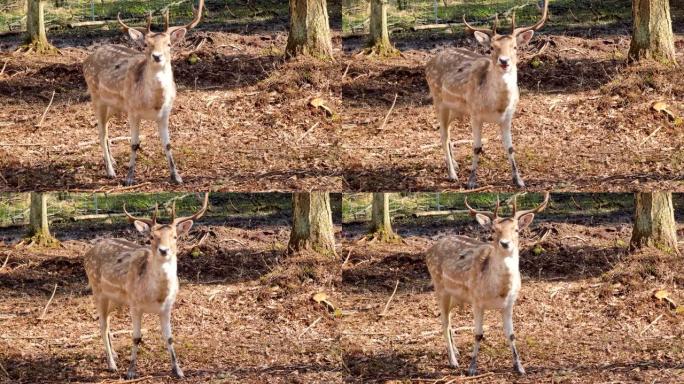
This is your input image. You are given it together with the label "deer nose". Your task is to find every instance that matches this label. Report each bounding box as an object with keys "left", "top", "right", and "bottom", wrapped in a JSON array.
[
  {"left": 158, "top": 246, "right": 169, "bottom": 256},
  {"left": 152, "top": 54, "right": 162, "bottom": 63},
  {"left": 499, "top": 57, "right": 510, "bottom": 66},
  {"left": 499, "top": 240, "right": 511, "bottom": 249}
]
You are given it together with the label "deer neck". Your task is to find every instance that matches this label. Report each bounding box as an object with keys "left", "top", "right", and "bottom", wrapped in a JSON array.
[{"left": 486, "top": 62, "right": 518, "bottom": 92}]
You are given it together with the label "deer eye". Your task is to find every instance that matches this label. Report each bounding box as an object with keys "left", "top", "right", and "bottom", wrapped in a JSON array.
[{"left": 173, "top": 236, "right": 177, "bottom": 240}]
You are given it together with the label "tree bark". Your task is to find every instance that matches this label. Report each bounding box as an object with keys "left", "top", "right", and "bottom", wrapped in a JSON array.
[
  {"left": 628, "top": 0, "right": 676, "bottom": 63},
  {"left": 27, "top": 192, "right": 58, "bottom": 246},
  {"left": 25, "top": 0, "right": 55, "bottom": 53},
  {"left": 630, "top": 192, "right": 678, "bottom": 253},
  {"left": 368, "top": 0, "right": 398, "bottom": 56},
  {"left": 288, "top": 192, "right": 336, "bottom": 256},
  {"left": 369, "top": 193, "right": 400, "bottom": 241},
  {"left": 286, "top": 0, "right": 334, "bottom": 60}
]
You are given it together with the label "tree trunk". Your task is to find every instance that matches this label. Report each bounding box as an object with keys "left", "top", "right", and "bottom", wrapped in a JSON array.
[
  {"left": 288, "top": 192, "right": 336, "bottom": 256},
  {"left": 25, "top": 0, "right": 55, "bottom": 53},
  {"left": 27, "top": 192, "right": 58, "bottom": 246},
  {"left": 630, "top": 192, "right": 678, "bottom": 253},
  {"left": 628, "top": 0, "right": 676, "bottom": 64},
  {"left": 368, "top": 0, "right": 398, "bottom": 56},
  {"left": 286, "top": 0, "right": 334, "bottom": 60},
  {"left": 369, "top": 193, "right": 400, "bottom": 241}
]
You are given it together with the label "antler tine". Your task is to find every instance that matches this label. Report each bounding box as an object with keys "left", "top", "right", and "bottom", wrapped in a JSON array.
[
  {"left": 152, "top": 203, "right": 159, "bottom": 225},
  {"left": 173, "top": 192, "right": 210, "bottom": 225},
  {"left": 168, "top": 0, "right": 204, "bottom": 32},
  {"left": 514, "top": 192, "right": 550, "bottom": 218},
  {"left": 116, "top": 12, "right": 136, "bottom": 32},
  {"left": 511, "top": 193, "right": 519, "bottom": 216},
  {"left": 464, "top": 196, "right": 498, "bottom": 220},
  {"left": 171, "top": 200, "right": 177, "bottom": 222},
  {"left": 510, "top": 10, "right": 516, "bottom": 34},
  {"left": 122, "top": 203, "right": 156, "bottom": 226},
  {"left": 493, "top": 14, "right": 499, "bottom": 35},
  {"left": 462, "top": 14, "right": 495, "bottom": 36},
  {"left": 513, "top": 0, "right": 549, "bottom": 35},
  {"left": 146, "top": 11, "right": 152, "bottom": 33},
  {"left": 493, "top": 195, "right": 500, "bottom": 218},
  {"left": 164, "top": 9, "right": 170, "bottom": 31}
]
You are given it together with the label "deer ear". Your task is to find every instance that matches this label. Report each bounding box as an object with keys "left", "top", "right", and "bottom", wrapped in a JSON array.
[
  {"left": 133, "top": 220, "right": 150, "bottom": 234},
  {"left": 516, "top": 30, "right": 534, "bottom": 46},
  {"left": 473, "top": 31, "right": 491, "bottom": 46},
  {"left": 474, "top": 214, "right": 492, "bottom": 228},
  {"left": 176, "top": 220, "right": 194, "bottom": 236},
  {"left": 169, "top": 28, "right": 187, "bottom": 45},
  {"left": 518, "top": 213, "right": 535, "bottom": 230},
  {"left": 127, "top": 28, "right": 145, "bottom": 44}
]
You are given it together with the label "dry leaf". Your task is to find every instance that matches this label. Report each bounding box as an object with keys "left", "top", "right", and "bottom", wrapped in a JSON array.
[
  {"left": 676, "top": 306, "right": 684, "bottom": 314},
  {"left": 654, "top": 290, "right": 670, "bottom": 300},
  {"left": 651, "top": 101, "right": 676, "bottom": 121},
  {"left": 312, "top": 292, "right": 328, "bottom": 303},
  {"left": 310, "top": 97, "right": 333, "bottom": 117}
]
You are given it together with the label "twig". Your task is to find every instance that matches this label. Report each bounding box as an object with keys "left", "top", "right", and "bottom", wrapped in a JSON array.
[
  {"left": 0, "top": 253, "right": 9, "bottom": 270},
  {"left": 464, "top": 185, "right": 494, "bottom": 193},
  {"left": 38, "top": 283, "right": 57, "bottom": 320},
  {"left": 639, "top": 314, "right": 663, "bottom": 336},
  {"left": 379, "top": 280, "right": 399, "bottom": 316},
  {"left": 104, "top": 182, "right": 151, "bottom": 194},
  {"left": 35, "top": 90, "right": 56, "bottom": 127},
  {"left": 446, "top": 372, "right": 496, "bottom": 383},
  {"left": 0, "top": 59, "right": 8, "bottom": 76},
  {"left": 342, "top": 248, "right": 352, "bottom": 268},
  {"left": 77, "top": 136, "right": 144, "bottom": 147},
  {"left": 378, "top": 93, "right": 398, "bottom": 130},
  {"left": 341, "top": 62, "right": 351, "bottom": 79},
  {"left": 99, "top": 376, "right": 153, "bottom": 383},
  {"left": 0, "top": 359, "right": 8, "bottom": 380},
  {"left": 297, "top": 122, "right": 320, "bottom": 143},
  {"left": 298, "top": 316, "right": 322, "bottom": 339},
  {"left": 640, "top": 125, "right": 664, "bottom": 146}
]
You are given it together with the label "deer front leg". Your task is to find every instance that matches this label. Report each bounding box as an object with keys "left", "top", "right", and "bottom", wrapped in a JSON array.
[
  {"left": 124, "top": 116, "right": 141, "bottom": 186},
  {"left": 439, "top": 295, "right": 459, "bottom": 368},
  {"left": 503, "top": 304, "right": 525, "bottom": 374},
  {"left": 468, "top": 306, "right": 484, "bottom": 376},
  {"left": 158, "top": 112, "right": 183, "bottom": 185},
  {"left": 97, "top": 297, "right": 117, "bottom": 371},
  {"left": 500, "top": 118, "right": 525, "bottom": 188},
  {"left": 160, "top": 309, "right": 184, "bottom": 378},
  {"left": 126, "top": 309, "right": 143, "bottom": 379},
  {"left": 467, "top": 117, "right": 483, "bottom": 189},
  {"left": 439, "top": 107, "right": 458, "bottom": 181},
  {"left": 95, "top": 103, "right": 116, "bottom": 178}
]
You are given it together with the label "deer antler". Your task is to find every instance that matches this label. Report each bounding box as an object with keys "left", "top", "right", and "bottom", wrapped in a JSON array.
[
  {"left": 512, "top": 192, "right": 550, "bottom": 218},
  {"left": 166, "top": 0, "right": 205, "bottom": 33},
  {"left": 464, "top": 195, "right": 500, "bottom": 220},
  {"left": 513, "top": 0, "right": 549, "bottom": 36},
  {"left": 172, "top": 192, "right": 209, "bottom": 226},
  {"left": 123, "top": 203, "right": 158, "bottom": 226},
  {"left": 463, "top": 13, "right": 498, "bottom": 37}
]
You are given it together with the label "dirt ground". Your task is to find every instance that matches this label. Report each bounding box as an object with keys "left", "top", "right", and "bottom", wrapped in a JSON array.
[
  {"left": 341, "top": 27, "right": 684, "bottom": 192},
  {"left": 0, "top": 19, "right": 342, "bottom": 192},
  {"left": 339, "top": 211, "right": 684, "bottom": 383},
  {"left": 0, "top": 214, "right": 344, "bottom": 383}
]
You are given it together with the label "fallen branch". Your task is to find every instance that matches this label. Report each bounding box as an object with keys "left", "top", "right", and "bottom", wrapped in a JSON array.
[
  {"left": 379, "top": 280, "right": 400, "bottom": 316},
  {"left": 342, "top": 248, "right": 352, "bottom": 268},
  {"left": 0, "top": 253, "right": 9, "bottom": 270},
  {"left": 0, "top": 59, "right": 8, "bottom": 77},
  {"left": 0, "top": 360, "right": 8, "bottom": 380},
  {"left": 639, "top": 314, "right": 663, "bottom": 336},
  {"left": 297, "top": 122, "right": 320, "bottom": 143},
  {"left": 35, "top": 90, "right": 56, "bottom": 127},
  {"left": 378, "top": 93, "right": 398, "bottom": 131},
  {"left": 104, "top": 182, "right": 151, "bottom": 194},
  {"left": 71, "top": 213, "right": 127, "bottom": 221},
  {"left": 297, "top": 316, "right": 322, "bottom": 339},
  {"left": 99, "top": 376, "right": 153, "bottom": 384},
  {"left": 639, "top": 125, "right": 664, "bottom": 146},
  {"left": 342, "top": 62, "right": 351, "bottom": 79},
  {"left": 413, "top": 209, "right": 470, "bottom": 218},
  {"left": 38, "top": 283, "right": 58, "bottom": 320},
  {"left": 78, "top": 135, "right": 144, "bottom": 147}
]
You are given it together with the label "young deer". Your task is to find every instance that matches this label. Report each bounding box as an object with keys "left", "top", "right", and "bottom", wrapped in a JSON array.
[
  {"left": 425, "top": 1, "right": 549, "bottom": 189},
  {"left": 84, "top": 193, "right": 209, "bottom": 379},
  {"left": 425, "top": 192, "right": 549, "bottom": 376},
  {"left": 82, "top": 0, "right": 204, "bottom": 186}
]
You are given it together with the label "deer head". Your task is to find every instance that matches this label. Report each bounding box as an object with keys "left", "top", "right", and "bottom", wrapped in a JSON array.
[
  {"left": 116, "top": 0, "right": 204, "bottom": 67},
  {"left": 463, "top": 0, "right": 549, "bottom": 72},
  {"left": 464, "top": 192, "right": 550, "bottom": 251},
  {"left": 123, "top": 193, "right": 209, "bottom": 259}
]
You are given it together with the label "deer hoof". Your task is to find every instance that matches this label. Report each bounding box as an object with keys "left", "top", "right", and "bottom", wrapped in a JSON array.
[
  {"left": 173, "top": 366, "right": 185, "bottom": 378},
  {"left": 125, "top": 370, "right": 138, "bottom": 380},
  {"left": 170, "top": 174, "right": 183, "bottom": 185},
  {"left": 513, "top": 177, "right": 525, "bottom": 188},
  {"left": 467, "top": 366, "right": 478, "bottom": 376},
  {"left": 466, "top": 176, "right": 478, "bottom": 189},
  {"left": 107, "top": 364, "right": 118, "bottom": 372},
  {"left": 514, "top": 363, "right": 526, "bottom": 375},
  {"left": 124, "top": 177, "right": 136, "bottom": 187}
]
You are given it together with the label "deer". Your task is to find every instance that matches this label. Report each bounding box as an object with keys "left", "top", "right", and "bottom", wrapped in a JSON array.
[
  {"left": 425, "top": 0, "right": 549, "bottom": 189},
  {"left": 425, "top": 192, "right": 550, "bottom": 376},
  {"left": 82, "top": 0, "right": 204, "bottom": 186},
  {"left": 83, "top": 193, "right": 209, "bottom": 379}
]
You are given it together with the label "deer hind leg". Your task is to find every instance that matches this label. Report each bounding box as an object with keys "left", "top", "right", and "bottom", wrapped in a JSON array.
[
  {"left": 95, "top": 103, "right": 116, "bottom": 178},
  {"left": 468, "top": 306, "right": 484, "bottom": 376},
  {"left": 439, "top": 107, "right": 458, "bottom": 181},
  {"left": 158, "top": 112, "right": 183, "bottom": 184},
  {"left": 503, "top": 304, "right": 525, "bottom": 374},
  {"left": 97, "top": 297, "right": 117, "bottom": 371},
  {"left": 124, "top": 116, "right": 141, "bottom": 186},
  {"left": 467, "top": 117, "right": 483, "bottom": 189},
  {"left": 126, "top": 309, "right": 143, "bottom": 380},
  {"left": 160, "top": 308, "right": 184, "bottom": 378},
  {"left": 500, "top": 118, "right": 525, "bottom": 188},
  {"left": 440, "top": 295, "right": 459, "bottom": 368}
]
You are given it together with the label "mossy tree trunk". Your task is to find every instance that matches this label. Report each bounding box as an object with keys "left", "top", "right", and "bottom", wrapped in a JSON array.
[
  {"left": 367, "top": 0, "right": 398, "bottom": 56},
  {"left": 630, "top": 192, "right": 678, "bottom": 254},
  {"left": 369, "top": 193, "right": 400, "bottom": 242},
  {"left": 25, "top": 0, "right": 56, "bottom": 53},
  {"left": 288, "top": 192, "right": 336, "bottom": 256},
  {"left": 286, "top": 0, "right": 334, "bottom": 60},
  {"left": 628, "top": 0, "right": 676, "bottom": 64},
  {"left": 26, "top": 192, "right": 59, "bottom": 247}
]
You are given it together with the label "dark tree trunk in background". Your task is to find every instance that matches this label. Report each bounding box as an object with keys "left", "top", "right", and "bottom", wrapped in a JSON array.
[
  {"left": 368, "top": 0, "right": 398, "bottom": 55},
  {"left": 630, "top": 192, "right": 679, "bottom": 253},
  {"left": 286, "top": 0, "right": 334, "bottom": 60},
  {"left": 629, "top": 0, "right": 676, "bottom": 63},
  {"left": 369, "top": 193, "right": 400, "bottom": 241},
  {"left": 26, "top": 0, "right": 55, "bottom": 53},
  {"left": 26, "top": 192, "right": 58, "bottom": 246},
  {"left": 288, "top": 192, "right": 336, "bottom": 256}
]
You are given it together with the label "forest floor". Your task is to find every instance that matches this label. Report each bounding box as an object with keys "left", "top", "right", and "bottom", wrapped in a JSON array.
[
  {"left": 339, "top": 210, "right": 684, "bottom": 383},
  {"left": 341, "top": 24, "right": 684, "bottom": 192},
  {"left": 0, "top": 214, "right": 344, "bottom": 383},
  {"left": 0, "top": 14, "right": 342, "bottom": 192}
]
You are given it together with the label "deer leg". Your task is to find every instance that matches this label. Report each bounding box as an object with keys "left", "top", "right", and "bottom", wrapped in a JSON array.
[
  {"left": 97, "top": 297, "right": 117, "bottom": 371},
  {"left": 440, "top": 295, "right": 459, "bottom": 368},
  {"left": 158, "top": 113, "right": 183, "bottom": 185},
  {"left": 503, "top": 304, "right": 525, "bottom": 374},
  {"left": 124, "top": 116, "right": 141, "bottom": 186},
  {"left": 95, "top": 103, "right": 116, "bottom": 178},
  {"left": 468, "top": 306, "right": 484, "bottom": 376},
  {"left": 126, "top": 309, "right": 143, "bottom": 380},
  {"left": 439, "top": 107, "right": 458, "bottom": 181},
  {"left": 500, "top": 119, "right": 525, "bottom": 188},
  {"left": 160, "top": 308, "right": 184, "bottom": 378},
  {"left": 106, "top": 300, "right": 118, "bottom": 360},
  {"left": 467, "top": 117, "right": 483, "bottom": 189}
]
